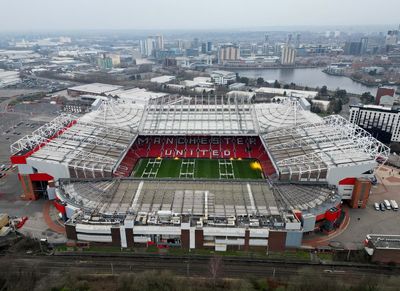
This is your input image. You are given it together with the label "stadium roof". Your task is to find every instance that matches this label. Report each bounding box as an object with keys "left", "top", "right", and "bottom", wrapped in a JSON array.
[
  {"left": 11, "top": 97, "right": 389, "bottom": 178},
  {"left": 105, "top": 87, "right": 168, "bottom": 104},
  {"left": 10, "top": 114, "right": 136, "bottom": 177},
  {"left": 68, "top": 83, "right": 122, "bottom": 95},
  {"left": 57, "top": 178, "right": 340, "bottom": 224},
  {"left": 263, "top": 115, "right": 390, "bottom": 180},
  {"left": 140, "top": 96, "right": 257, "bottom": 135},
  {"left": 255, "top": 99, "right": 321, "bottom": 132},
  {"left": 79, "top": 101, "right": 144, "bottom": 132}
]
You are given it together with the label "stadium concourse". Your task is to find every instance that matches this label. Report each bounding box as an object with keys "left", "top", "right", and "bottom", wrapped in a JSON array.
[{"left": 9, "top": 94, "right": 390, "bottom": 251}]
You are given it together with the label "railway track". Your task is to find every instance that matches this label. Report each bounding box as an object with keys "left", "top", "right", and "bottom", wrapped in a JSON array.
[{"left": 1, "top": 253, "right": 398, "bottom": 279}]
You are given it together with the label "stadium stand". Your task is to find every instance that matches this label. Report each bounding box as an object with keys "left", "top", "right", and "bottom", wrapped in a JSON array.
[{"left": 117, "top": 136, "right": 276, "bottom": 177}]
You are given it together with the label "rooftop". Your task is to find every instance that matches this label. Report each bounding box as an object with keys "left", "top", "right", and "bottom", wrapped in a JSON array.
[
  {"left": 263, "top": 115, "right": 390, "bottom": 180},
  {"left": 68, "top": 83, "right": 123, "bottom": 95},
  {"left": 58, "top": 178, "right": 339, "bottom": 227},
  {"left": 367, "top": 234, "right": 400, "bottom": 250}
]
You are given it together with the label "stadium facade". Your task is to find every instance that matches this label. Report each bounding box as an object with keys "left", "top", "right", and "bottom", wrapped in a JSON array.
[{"left": 10, "top": 93, "right": 389, "bottom": 251}]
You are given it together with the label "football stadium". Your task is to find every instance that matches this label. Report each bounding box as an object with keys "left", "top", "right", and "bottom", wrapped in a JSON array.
[{"left": 9, "top": 92, "right": 390, "bottom": 251}]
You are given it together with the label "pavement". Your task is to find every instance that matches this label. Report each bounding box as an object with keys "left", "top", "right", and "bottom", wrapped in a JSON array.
[
  {"left": 0, "top": 97, "right": 66, "bottom": 244},
  {"left": 303, "top": 164, "right": 400, "bottom": 250}
]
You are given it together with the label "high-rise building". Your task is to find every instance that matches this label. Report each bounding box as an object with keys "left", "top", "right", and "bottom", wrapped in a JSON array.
[
  {"left": 155, "top": 35, "right": 164, "bottom": 50},
  {"left": 218, "top": 44, "right": 240, "bottom": 64},
  {"left": 192, "top": 38, "right": 199, "bottom": 49},
  {"left": 386, "top": 30, "right": 399, "bottom": 45},
  {"left": 264, "top": 33, "right": 269, "bottom": 43},
  {"left": 295, "top": 34, "right": 301, "bottom": 48},
  {"left": 201, "top": 43, "right": 207, "bottom": 54},
  {"left": 97, "top": 53, "right": 120, "bottom": 70},
  {"left": 207, "top": 41, "right": 213, "bottom": 52},
  {"left": 360, "top": 37, "right": 369, "bottom": 55},
  {"left": 141, "top": 35, "right": 164, "bottom": 57},
  {"left": 287, "top": 33, "right": 293, "bottom": 45},
  {"left": 280, "top": 45, "right": 296, "bottom": 65},
  {"left": 344, "top": 41, "right": 362, "bottom": 55}
]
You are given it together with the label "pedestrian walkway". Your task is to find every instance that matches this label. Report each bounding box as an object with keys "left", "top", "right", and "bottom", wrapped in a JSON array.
[
  {"left": 302, "top": 207, "right": 351, "bottom": 248},
  {"left": 43, "top": 200, "right": 65, "bottom": 234}
]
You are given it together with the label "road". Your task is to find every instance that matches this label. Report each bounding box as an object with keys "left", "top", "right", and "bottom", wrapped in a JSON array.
[{"left": 1, "top": 253, "right": 398, "bottom": 279}]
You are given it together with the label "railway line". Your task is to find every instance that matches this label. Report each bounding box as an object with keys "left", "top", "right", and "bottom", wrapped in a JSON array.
[{"left": 1, "top": 253, "right": 398, "bottom": 279}]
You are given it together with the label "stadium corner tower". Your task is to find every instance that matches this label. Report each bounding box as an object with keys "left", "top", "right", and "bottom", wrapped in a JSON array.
[{"left": 10, "top": 96, "right": 389, "bottom": 251}]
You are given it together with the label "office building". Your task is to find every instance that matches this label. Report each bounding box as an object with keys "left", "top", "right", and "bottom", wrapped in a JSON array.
[
  {"left": 201, "top": 43, "right": 207, "bottom": 54},
  {"left": 360, "top": 37, "right": 369, "bottom": 55},
  {"left": 210, "top": 70, "right": 236, "bottom": 85},
  {"left": 344, "top": 41, "right": 362, "bottom": 55},
  {"left": 207, "top": 41, "right": 213, "bottom": 52},
  {"left": 280, "top": 45, "right": 296, "bottom": 65}
]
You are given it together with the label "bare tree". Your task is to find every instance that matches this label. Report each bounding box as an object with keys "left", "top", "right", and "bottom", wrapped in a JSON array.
[{"left": 208, "top": 255, "right": 223, "bottom": 287}]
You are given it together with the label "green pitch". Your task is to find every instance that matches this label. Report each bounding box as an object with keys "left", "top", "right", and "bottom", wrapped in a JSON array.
[{"left": 132, "top": 158, "right": 264, "bottom": 180}]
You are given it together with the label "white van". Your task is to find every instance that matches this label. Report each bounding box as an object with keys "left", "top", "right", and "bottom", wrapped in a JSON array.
[
  {"left": 390, "top": 200, "right": 398, "bottom": 211},
  {"left": 383, "top": 200, "right": 391, "bottom": 210}
]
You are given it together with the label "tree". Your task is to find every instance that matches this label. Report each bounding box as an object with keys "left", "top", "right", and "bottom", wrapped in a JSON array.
[
  {"left": 328, "top": 99, "right": 342, "bottom": 114},
  {"left": 311, "top": 105, "right": 322, "bottom": 114},
  {"left": 209, "top": 255, "right": 223, "bottom": 287},
  {"left": 319, "top": 85, "right": 328, "bottom": 95},
  {"left": 361, "top": 92, "right": 375, "bottom": 104},
  {"left": 256, "top": 77, "right": 264, "bottom": 85},
  {"left": 283, "top": 84, "right": 290, "bottom": 89},
  {"left": 273, "top": 80, "right": 281, "bottom": 88},
  {"left": 335, "top": 89, "right": 347, "bottom": 99},
  {"left": 239, "top": 77, "right": 249, "bottom": 85},
  {"left": 334, "top": 89, "right": 349, "bottom": 104}
]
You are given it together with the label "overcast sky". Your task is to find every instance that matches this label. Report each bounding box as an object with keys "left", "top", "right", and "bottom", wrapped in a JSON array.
[{"left": 1, "top": 0, "right": 399, "bottom": 31}]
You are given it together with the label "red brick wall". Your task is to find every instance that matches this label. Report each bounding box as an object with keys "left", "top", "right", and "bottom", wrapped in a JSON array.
[{"left": 268, "top": 231, "right": 287, "bottom": 251}]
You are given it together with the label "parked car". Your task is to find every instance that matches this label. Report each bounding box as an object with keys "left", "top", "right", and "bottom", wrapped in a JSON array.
[
  {"left": 374, "top": 203, "right": 380, "bottom": 211},
  {"left": 380, "top": 202, "right": 386, "bottom": 211},
  {"left": 383, "top": 200, "right": 391, "bottom": 210},
  {"left": 390, "top": 200, "right": 398, "bottom": 211}
]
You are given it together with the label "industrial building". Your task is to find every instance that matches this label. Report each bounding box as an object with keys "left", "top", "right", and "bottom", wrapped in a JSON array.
[
  {"left": 0, "top": 69, "right": 21, "bottom": 88},
  {"left": 9, "top": 96, "right": 389, "bottom": 251},
  {"left": 67, "top": 83, "right": 123, "bottom": 97},
  {"left": 365, "top": 234, "right": 400, "bottom": 264}
]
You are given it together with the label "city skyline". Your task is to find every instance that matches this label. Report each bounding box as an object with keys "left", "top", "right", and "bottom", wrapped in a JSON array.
[{"left": 1, "top": 0, "right": 399, "bottom": 31}]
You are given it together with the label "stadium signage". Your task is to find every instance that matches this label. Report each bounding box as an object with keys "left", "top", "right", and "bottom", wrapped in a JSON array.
[
  {"left": 136, "top": 136, "right": 258, "bottom": 145},
  {"left": 163, "top": 149, "right": 232, "bottom": 157}
]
